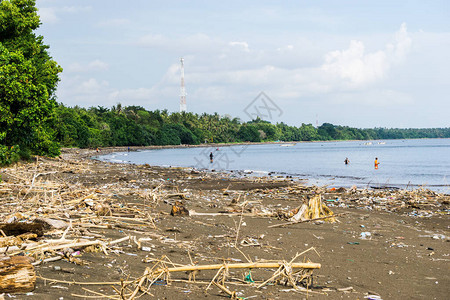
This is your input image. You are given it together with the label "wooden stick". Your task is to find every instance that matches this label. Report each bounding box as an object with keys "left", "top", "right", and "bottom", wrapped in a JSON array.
[
  {"left": 37, "top": 276, "right": 132, "bottom": 286},
  {"left": 31, "top": 255, "right": 63, "bottom": 266},
  {"left": 155, "top": 262, "right": 321, "bottom": 273},
  {"left": 188, "top": 211, "right": 269, "bottom": 217},
  {"left": 234, "top": 204, "right": 246, "bottom": 247},
  {"left": 212, "top": 281, "right": 237, "bottom": 299},
  {"left": 127, "top": 268, "right": 151, "bottom": 300},
  {"left": 10, "top": 236, "right": 130, "bottom": 256},
  {"left": 268, "top": 213, "right": 349, "bottom": 228},
  {"left": 81, "top": 288, "right": 119, "bottom": 299},
  {"left": 206, "top": 266, "right": 225, "bottom": 290}
]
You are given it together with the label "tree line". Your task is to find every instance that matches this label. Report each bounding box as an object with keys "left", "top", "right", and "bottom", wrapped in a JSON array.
[{"left": 53, "top": 104, "right": 450, "bottom": 149}]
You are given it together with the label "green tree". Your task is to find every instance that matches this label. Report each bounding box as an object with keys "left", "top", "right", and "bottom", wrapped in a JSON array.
[
  {"left": 237, "top": 124, "right": 261, "bottom": 142},
  {"left": 298, "top": 124, "right": 318, "bottom": 141},
  {"left": 0, "top": 0, "right": 62, "bottom": 157}
]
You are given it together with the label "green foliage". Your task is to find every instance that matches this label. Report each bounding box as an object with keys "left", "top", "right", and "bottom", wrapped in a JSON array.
[
  {"left": 0, "top": 144, "right": 20, "bottom": 166},
  {"left": 0, "top": 0, "right": 62, "bottom": 160},
  {"left": 238, "top": 124, "right": 261, "bottom": 142},
  {"left": 51, "top": 103, "right": 450, "bottom": 149}
]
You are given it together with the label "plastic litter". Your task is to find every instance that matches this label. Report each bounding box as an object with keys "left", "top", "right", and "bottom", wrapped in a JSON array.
[{"left": 360, "top": 232, "right": 372, "bottom": 239}]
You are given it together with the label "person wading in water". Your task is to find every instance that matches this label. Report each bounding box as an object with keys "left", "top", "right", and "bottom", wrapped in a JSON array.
[{"left": 374, "top": 157, "right": 380, "bottom": 169}]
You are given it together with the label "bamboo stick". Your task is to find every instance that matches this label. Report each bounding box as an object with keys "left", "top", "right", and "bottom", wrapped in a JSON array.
[
  {"left": 155, "top": 262, "right": 321, "bottom": 273},
  {"left": 212, "top": 281, "right": 237, "bottom": 299},
  {"left": 188, "top": 211, "right": 270, "bottom": 217},
  {"left": 37, "top": 276, "right": 133, "bottom": 286}
]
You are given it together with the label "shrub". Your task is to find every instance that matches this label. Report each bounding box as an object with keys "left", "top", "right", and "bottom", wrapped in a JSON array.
[{"left": 0, "top": 144, "right": 20, "bottom": 166}]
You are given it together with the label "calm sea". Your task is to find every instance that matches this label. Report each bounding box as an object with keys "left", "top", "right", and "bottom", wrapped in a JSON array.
[{"left": 98, "top": 139, "right": 450, "bottom": 193}]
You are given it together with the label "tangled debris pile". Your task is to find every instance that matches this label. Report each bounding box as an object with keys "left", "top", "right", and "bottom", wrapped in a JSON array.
[
  {"left": 321, "top": 186, "right": 449, "bottom": 216},
  {"left": 0, "top": 156, "right": 323, "bottom": 298}
]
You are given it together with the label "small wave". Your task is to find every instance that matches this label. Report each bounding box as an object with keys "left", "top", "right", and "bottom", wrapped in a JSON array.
[
  {"left": 110, "top": 159, "right": 127, "bottom": 163},
  {"left": 242, "top": 170, "right": 269, "bottom": 175}
]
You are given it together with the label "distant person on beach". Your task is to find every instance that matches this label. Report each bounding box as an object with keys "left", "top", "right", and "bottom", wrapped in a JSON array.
[
  {"left": 210, "top": 152, "right": 214, "bottom": 163},
  {"left": 96, "top": 148, "right": 99, "bottom": 153},
  {"left": 374, "top": 157, "right": 380, "bottom": 169},
  {"left": 344, "top": 157, "right": 350, "bottom": 165}
]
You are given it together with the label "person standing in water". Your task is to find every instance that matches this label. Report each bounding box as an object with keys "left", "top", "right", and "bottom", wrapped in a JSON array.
[
  {"left": 374, "top": 157, "right": 380, "bottom": 169},
  {"left": 210, "top": 152, "right": 214, "bottom": 163},
  {"left": 344, "top": 157, "right": 350, "bottom": 165}
]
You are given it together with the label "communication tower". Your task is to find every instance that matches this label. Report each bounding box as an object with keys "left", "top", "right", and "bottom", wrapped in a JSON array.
[{"left": 180, "top": 57, "right": 187, "bottom": 112}]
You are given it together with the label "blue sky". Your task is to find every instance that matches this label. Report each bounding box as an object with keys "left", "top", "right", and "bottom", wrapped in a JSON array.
[{"left": 35, "top": 0, "right": 449, "bottom": 128}]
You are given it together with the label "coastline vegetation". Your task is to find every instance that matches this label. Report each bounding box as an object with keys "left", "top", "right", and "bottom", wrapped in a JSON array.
[
  {"left": 0, "top": 0, "right": 62, "bottom": 164},
  {"left": 53, "top": 104, "right": 450, "bottom": 149},
  {"left": 1, "top": 0, "right": 449, "bottom": 166}
]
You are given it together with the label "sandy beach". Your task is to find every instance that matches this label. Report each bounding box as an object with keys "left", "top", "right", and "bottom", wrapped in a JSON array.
[{"left": 0, "top": 148, "right": 448, "bottom": 299}]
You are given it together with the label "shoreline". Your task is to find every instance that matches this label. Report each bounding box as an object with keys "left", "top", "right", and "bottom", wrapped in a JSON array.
[
  {"left": 68, "top": 136, "right": 450, "bottom": 155},
  {"left": 79, "top": 141, "right": 450, "bottom": 194}
]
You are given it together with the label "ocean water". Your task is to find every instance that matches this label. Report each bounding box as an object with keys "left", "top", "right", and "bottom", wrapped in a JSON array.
[{"left": 97, "top": 139, "right": 450, "bottom": 193}]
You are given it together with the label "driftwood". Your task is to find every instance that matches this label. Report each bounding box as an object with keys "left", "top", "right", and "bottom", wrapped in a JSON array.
[{"left": 0, "top": 256, "right": 36, "bottom": 293}]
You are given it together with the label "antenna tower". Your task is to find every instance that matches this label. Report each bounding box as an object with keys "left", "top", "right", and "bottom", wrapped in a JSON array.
[{"left": 180, "top": 57, "right": 187, "bottom": 112}]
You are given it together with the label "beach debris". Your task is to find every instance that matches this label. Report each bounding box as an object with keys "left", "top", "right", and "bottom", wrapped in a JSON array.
[
  {"left": 0, "top": 222, "right": 44, "bottom": 237},
  {"left": 360, "top": 232, "right": 372, "bottom": 240},
  {"left": 170, "top": 201, "right": 189, "bottom": 216},
  {"left": 74, "top": 247, "right": 321, "bottom": 299},
  {"left": 287, "top": 194, "right": 336, "bottom": 222},
  {"left": 34, "top": 218, "right": 69, "bottom": 230},
  {"left": 365, "top": 295, "right": 383, "bottom": 300},
  {"left": 115, "top": 249, "right": 320, "bottom": 299},
  {"left": 269, "top": 194, "right": 338, "bottom": 228},
  {"left": 0, "top": 256, "right": 36, "bottom": 293},
  {"left": 94, "top": 202, "right": 112, "bottom": 216},
  {"left": 0, "top": 148, "right": 448, "bottom": 298}
]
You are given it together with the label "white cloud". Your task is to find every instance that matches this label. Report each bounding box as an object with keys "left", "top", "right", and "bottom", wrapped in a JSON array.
[
  {"left": 330, "top": 89, "right": 413, "bottom": 106},
  {"left": 321, "top": 23, "right": 411, "bottom": 87},
  {"left": 97, "top": 18, "right": 131, "bottom": 27},
  {"left": 37, "top": 5, "right": 92, "bottom": 24},
  {"left": 56, "top": 23, "right": 420, "bottom": 124},
  {"left": 110, "top": 88, "right": 155, "bottom": 101},
  {"left": 67, "top": 60, "right": 109, "bottom": 73},
  {"left": 138, "top": 33, "right": 220, "bottom": 55},
  {"left": 322, "top": 40, "right": 388, "bottom": 85},
  {"left": 60, "top": 6, "right": 92, "bottom": 13},
  {"left": 88, "top": 60, "right": 109, "bottom": 71},
  {"left": 392, "top": 23, "right": 412, "bottom": 61},
  {"left": 79, "top": 78, "right": 109, "bottom": 93},
  {"left": 229, "top": 41, "right": 250, "bottom": 52},
  {"left": 38, "top": 7, "right": 58, "bottom": 24}
]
